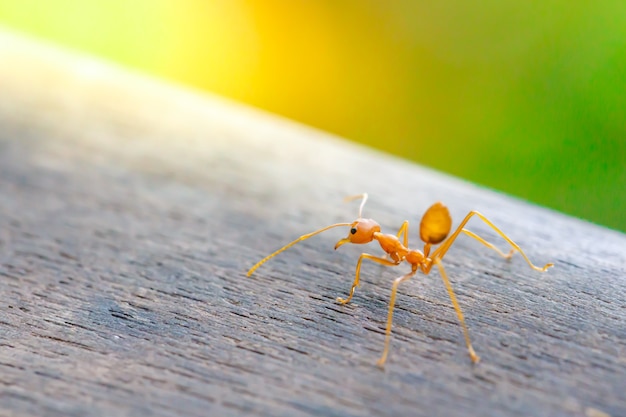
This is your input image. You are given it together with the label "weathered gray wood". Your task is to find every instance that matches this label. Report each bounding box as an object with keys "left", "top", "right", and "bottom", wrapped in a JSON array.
[{"left": 0, "top": 29, "right": 624, "bottom": 417}]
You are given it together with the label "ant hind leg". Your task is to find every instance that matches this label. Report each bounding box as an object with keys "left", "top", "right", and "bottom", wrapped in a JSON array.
[
  {"left": 376, "top": 270, "right": 417, "bottom": 368},
  {"left": 433, "top": 259, "right": 480, "bottom": 364},
  {"left": 432, "top": 211, "right": 553, "bottom": 272},
  {"left": 462, "top": 229, "right": 516, "bottom": 259}
]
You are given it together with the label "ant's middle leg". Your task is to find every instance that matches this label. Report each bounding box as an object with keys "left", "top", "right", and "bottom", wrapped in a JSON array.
[
  {"left": 336, "top": 253, "right": 399, "bottom": 305},
  {"left": 396, "top": 220, "right": 409, "bottom": 247},
  {"left": 382, "top": 221, "right": 409, "bottom": 262}
]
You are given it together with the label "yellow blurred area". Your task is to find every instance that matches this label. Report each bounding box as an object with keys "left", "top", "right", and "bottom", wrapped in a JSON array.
[{"left": 1, "top": 1, "right": 625, "bottom": 231}]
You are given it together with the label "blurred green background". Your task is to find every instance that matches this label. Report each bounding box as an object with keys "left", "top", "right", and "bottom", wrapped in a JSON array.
[{"left": 1, "top": 1, "right": 624, "bottom": 232}]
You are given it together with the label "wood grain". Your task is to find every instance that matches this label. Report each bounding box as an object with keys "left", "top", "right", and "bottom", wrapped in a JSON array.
[{"left": 0, "top": 29, "right": 624, "bottom": 417}]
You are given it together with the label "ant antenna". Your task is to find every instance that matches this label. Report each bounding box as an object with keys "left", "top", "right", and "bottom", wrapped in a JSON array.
[
  {"left": 247, "top": 222, "right": 351, "bottom": 277},
  {"left": 343, "top": 193, "right": 368, "bottom": 218},
  {"left": 247, "top": 194, "right": 368, "bottom": 277}
]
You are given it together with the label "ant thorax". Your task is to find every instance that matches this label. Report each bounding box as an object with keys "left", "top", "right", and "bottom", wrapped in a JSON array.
[{"left": 373, "top": 233, "right": 409, "bottom": 262}]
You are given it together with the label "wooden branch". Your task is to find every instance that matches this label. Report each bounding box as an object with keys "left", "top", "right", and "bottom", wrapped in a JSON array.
[{"left": 0, "top": 29, "right": 624, "bottom": 417}]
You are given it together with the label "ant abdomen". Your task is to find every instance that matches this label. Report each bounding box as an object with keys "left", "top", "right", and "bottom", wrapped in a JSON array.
[{"left": 419, "top": 202, "right": 452, "bottom": 245}]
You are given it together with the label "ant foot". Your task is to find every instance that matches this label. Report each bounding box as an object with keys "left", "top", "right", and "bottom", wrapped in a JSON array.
[{"left": 336, "top": 296, "right": 350, "bottom": 305}]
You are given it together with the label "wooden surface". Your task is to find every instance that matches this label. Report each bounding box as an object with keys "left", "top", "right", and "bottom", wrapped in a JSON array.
[{"left": 0, "top": 29, "right": 625, "bottom": 417}]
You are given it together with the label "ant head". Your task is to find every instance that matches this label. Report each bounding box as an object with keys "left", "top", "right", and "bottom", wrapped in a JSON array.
[{"left": 335, "top": 218, "right": 381, "bottom": 249}]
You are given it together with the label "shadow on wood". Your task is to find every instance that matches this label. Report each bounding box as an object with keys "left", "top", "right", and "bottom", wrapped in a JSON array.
[{"left": 0, "top": 29, "right": 624, "bottom": 417}]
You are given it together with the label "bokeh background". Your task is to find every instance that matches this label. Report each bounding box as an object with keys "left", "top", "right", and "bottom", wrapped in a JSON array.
[{"left": 1, "top": 1, "right": 624, "bottom": 232}]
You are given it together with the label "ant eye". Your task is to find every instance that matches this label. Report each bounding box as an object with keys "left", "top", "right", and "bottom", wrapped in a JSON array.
[{"left": 350, "top": 228, "right": 357, "bottom": 235}]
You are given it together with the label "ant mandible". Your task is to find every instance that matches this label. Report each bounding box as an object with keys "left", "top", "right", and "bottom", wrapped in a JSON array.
[{"left": 247, "top": 193, "right": 553, "bottom": 367}]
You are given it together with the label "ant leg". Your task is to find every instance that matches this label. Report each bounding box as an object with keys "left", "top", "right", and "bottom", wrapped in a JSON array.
[
  {"left": 336, "top": 253, "right": 399, "bottom": 305},
  {"left": 382, "top": 221, "right": 409, "bottom": 261},
  {"left": 462, "top": 229, "right": 515, "bottom": 259},
  {"left": 431, "top": 211, "right": 553, "bottom": 272},
  {"left": 396, "top": 221, "right": 409, "bottom": 247},
  {"left": 376, "top": 270, "right": 417, "bottom": 367},
  {"left": 433, "top": 259, "right": 480, "bottom": 364}
]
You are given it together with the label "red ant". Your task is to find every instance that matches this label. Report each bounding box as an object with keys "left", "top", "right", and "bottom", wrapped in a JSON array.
[{"left": 247, "top": 194, "right": 553, "bottom": 367}]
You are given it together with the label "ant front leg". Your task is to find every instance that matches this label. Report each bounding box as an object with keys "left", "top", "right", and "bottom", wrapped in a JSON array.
[{"left": 336, "top": 253, "right": 399, "bottom": 305}]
